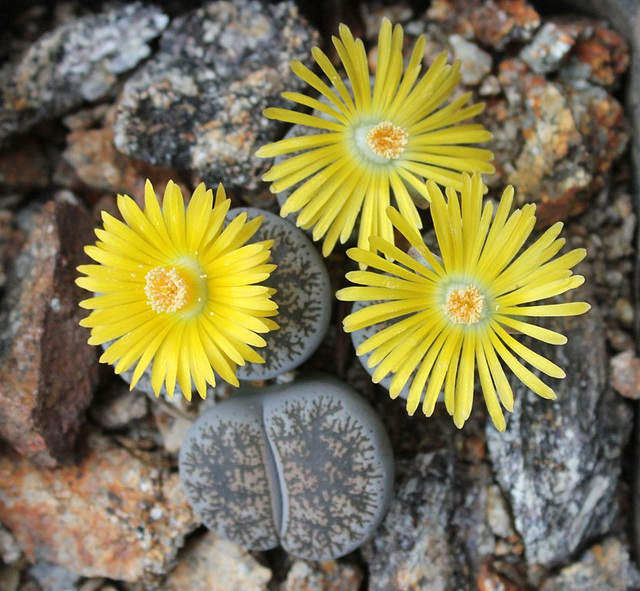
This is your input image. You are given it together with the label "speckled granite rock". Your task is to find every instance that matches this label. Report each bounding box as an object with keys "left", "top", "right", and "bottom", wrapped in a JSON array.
[
  {"left": 365, "top": 451, "right": 457, "bottom": 591},
  {"left": 114, "top": 0, "right": 318, "bottom": 195},
  {"left": 0, "top": 430, "right": 198, "bottom": 584},
  {"left": 0, "top": 3, "right": 168, "bottom": 144},
  {"left": 500, "top": 65, "right": 628, "bottom": 226},
  {"left": 164, "top": 532, "right": 271, "bottom": 591},
  {"left": 540, "top": 538, "right": 640, "bottom": 591},
  {"left": 486, "top": 304, "right": 632, "bottom": 567},
  {"left": 0, "top": 199, "right": 98, "bottom": 466}
]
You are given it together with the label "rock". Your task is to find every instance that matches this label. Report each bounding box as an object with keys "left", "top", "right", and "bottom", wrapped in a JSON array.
[
  {"left": 540, "top": 538, "right": 640, "bottom": 591},
  {"left": 28, "top": 562, "right": 80, "bottom": 591},
  {"left": 282, "top": 559, "right": 363, "bottom": 591},
  {"left": 0, "top": 564, "right": 20, "bottom": 591},
  {"left": 366, "top": 451, "right": 457, "bottom": 591},
  {"left": 227, "top": 208, "right": 332, "bottom": 381},
  {"left": 427, "top": 0, "right": 540, "bottom": 50},
  {"left": 179, "top": 375, "right": 394, "bottom": 561},
  {"left": 506, "top": 75, "right": 628, "bottom": 227},
  {"left": 62, "top": 109, "right": 187, "bottom": 196},
  {"left": 0, "top": 430, "right": 198, "bottom": 583},
  {"left": 89, "top": 382, "right": 149, "bottom": 429},
  {"left": 486, "top": 485, "right": 516, "bottom": 539},
  {"left": 0, "top": 3, "right": 168, "bottom": 143},
  {"left": 486, "top": 304, "right": 633, "bottom": 567},
  {"left": 152, "top": 405, "right": 194, "bottom": 455},
  {"left": 164, "top": 532, "right": 271, "bottom": 591},
  {"left": 610, "top": 350, "right": 640, "bottom": 399},
  {"left": 520, "top": 22, "right": 577, "bottom": 74},
  {"left": 558, "top": 20, "right": 630, "bottom": 89},
  {"left": 0, "top": 138, "right": 50, "bottom": 191},
  {"left": 0, "top": 199, "right": 98, "bottom": 466},
  {"left": 448, "top": 34, "right": 492, "bottom": 85},
  {"left": 0, "top": 524, "right": 20, "bottom": 564},
  {"left": 113, "top": 0, "right": 319, "bottom": 195}
]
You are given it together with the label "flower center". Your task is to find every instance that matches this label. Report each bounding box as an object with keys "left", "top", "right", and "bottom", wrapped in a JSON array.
[
  {"left": 366, "top": 121, "right": 409, "bottom": 159},
  {"left": 145, "top": 266, "right": 190, "bottom": 313},
  {"left": 443, "top": 285, "right": 485, "bottom": 325}
]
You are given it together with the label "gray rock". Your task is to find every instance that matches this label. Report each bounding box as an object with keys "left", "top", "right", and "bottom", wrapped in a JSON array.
[
  {"left": 113, "top": 0, "right": 318, "bottom": 195},
  {"left": 486, "top": 303, "right": 632, "bottom": 567},
  {"left": 520, "top": 22, "right": 577, "bottom": 75},
  {"left": 227, "top": 208, "right": 331, "bottom": 380},
  {"left": 28, "top": 562, "right": 80, "bottom": 591},
  {"left": 540, "top": 538, "right": 640, "bottom": 591},
  {"left": 448, "top": 34, "right": 492, "bottom": 85},
  {"left": 0, "top": 524, "right": 20, "bottom": 564},
  {"left": 179, "top": 375, "right": 394, "bottom": 561},
  {"left": 366, "top": 451, "right": 456, "bottom": 591},
  {"left": 366, "top": 448, "right": 495, "bottom": 591},
  {"left": 0, "top": 3, "right": 168, "bottom": 143},
  {"left": 90, "top": 383, "right": 149, "bottom": 429}
]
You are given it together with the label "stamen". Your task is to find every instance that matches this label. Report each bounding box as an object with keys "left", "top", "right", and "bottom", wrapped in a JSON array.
[
  {"left": 145, "top": 266, "right": 189, "bottom": 313},
  {"left": 366, "top": 121, "right": 409, "bottom": 159},
  {"left": 444, "top": 285, "right": 485, "bottom": 325}
]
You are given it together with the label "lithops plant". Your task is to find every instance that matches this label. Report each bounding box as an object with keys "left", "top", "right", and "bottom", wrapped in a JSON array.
[
  {"left": 226, "top": 208, "right": 332, "bottom": 381},
  {"left": 179, "top": 374, "right": 394, "bottom": 561}
]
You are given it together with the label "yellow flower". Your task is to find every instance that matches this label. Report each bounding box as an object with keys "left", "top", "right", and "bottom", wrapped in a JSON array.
[
  {"left": 256, "top": 17, "right": 495, "bottom": 257},
  {"left": 336, "top": 173, "right": 590, "bottom": 431},
  {"left": 77, "top": 180, "right": 279, "bottom": 400}
]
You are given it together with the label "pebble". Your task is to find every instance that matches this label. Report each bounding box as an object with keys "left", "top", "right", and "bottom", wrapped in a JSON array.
[
  {"left": 610, "top": 350, "right": 640, "bottom": 399},
  {"left": 448, "top": 34, "right": 493, "bottom": 85},
  {"left": 164, "top": 532, "right": 271, "bottom": 591},
  {"left": 90, "top": 383, "right": 149, "bottom": 430},
  {"left": 28, "top": 562, "right": 80, "bottom": 591},
  {"left": 520, "top": 22, "right": 577, "bottom": 74},
  {"left": 281, "top": 559, "right": 363, "bottom": 591}
]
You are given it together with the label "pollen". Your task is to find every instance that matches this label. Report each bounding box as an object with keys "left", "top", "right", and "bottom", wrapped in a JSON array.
[
  {"left": 444, "top": 285, "right": 485, "bottom": 325},
  {"left": 145, "top": 266, "right": 189, "bottom": 313},
  {"left": 366, "top": 121, "right": 409, "bottom": 159}
]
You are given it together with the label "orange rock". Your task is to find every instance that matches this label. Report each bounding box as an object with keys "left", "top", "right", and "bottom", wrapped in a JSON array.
[{"left": 0, "top": 430, "right": 198, "bottom": 582}]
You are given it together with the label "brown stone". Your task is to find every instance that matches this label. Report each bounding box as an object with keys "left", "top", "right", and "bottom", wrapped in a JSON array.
[
  {"left": 164, "top": 532, "right": 271, "bottom": 591},
  {"left": 0, "top": 138, "right": 50, "bottom": 191},
  {"left": 0, "top": 199, "right": 98, "bottom": 466},
  {"left": 282, "top": 560, "right": 363, "bottom": 591},
  {"left": 0, "top": 430, "right": 198, "bottom": 583},
  {"left": 62, "top": 109, "right": 189, "bottom": 201},
  {"left": 610, "top": 350, "right": 640, "bottom": 399},
  {"left": 427, "top": 0, "right": 540, "bottom": 49},
  {"left": 502, "top": 69, "right": 628, "bottom": 226}
]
